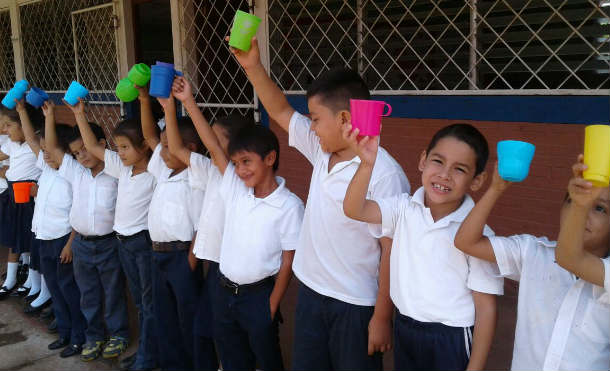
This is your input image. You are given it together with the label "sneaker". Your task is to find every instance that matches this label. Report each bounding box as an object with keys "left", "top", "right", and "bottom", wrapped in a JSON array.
[
  {"left": 102, "top": 336, "right": 128, "bottom": 359},
  {"left": 81, "top": 341, "right": 104, "bottom": 362}
]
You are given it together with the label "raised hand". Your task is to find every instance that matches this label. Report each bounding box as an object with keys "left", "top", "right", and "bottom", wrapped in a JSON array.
[
  {"left": 135, "top": 84, "right": 150, "bottom": 100},
  {"left": 156, "top": 91, "right": 176, "bottom": 113},
  {"left": 172, "top": 76, "right": 194, "bottom": 103},
  {"left": 63, "top": 98, "right": 86, "bottom": 115},
  {"left": 489, "top": 162, "right": 512, "bottom": 194},
  {"left": 342, "top": 123, "right": 379, "bottom": 166},
  {"left": 225, "top": 35, "right": 262, "bottom": 70},
  {"left": 568, "top": 154, "right": 602, "bottom": 208},
  {"left": 14, "top": 98, "right": 26, "bottom": 113},
  {"left": 42, "top": 100, "right": 55, "bottom": 117}
]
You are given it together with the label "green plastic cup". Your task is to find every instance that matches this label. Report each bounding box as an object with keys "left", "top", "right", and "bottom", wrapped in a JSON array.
[
  {"left": 229, "top": 10, "right": 261, "bottom": 51},
  {"left": 115, "top": 78, "right": 139, "bottom": 102},
  {"left": 128, "top": 63, "right": 151, "bottom": 87}
]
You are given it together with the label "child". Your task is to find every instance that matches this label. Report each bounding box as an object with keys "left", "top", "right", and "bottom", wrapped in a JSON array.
[
  {"left": 172, "top": 79, "right": 304, "bottom": 371},
  {"left": 230, "top": 37, "right": 409, "bottom": 370},
  {"left": 18, "top": 99, "right": 86, "bottom": 357},
  {"left": 454, "top": 156, "right": 610, "bottom": 370},
  {"left": 142, "top": 92, "right": 204, "bottom": 371},
  {"left": 73, "top": 101, "right": 157, "bottom": 371},
  {"left": 0, "top": 117, "right": 14, "bottom": 286},
  {"left": 46, "top": 100, "right": 129, "bottom": 362},
  {"left": 163, "top": 79, "right": 253, "bottom": 370},
  {"left": 343, "top": 123, "right": 504, "bottom": 370},
  {"left": 0, "top": 104, "right": 42, "bottom": 302}
]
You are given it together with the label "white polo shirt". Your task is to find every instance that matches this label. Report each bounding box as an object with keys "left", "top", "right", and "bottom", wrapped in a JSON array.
[
  {"left": 1, "top": 140, "right": 41, "bottom": 181},
  {"left": 376, "top": 187, "right": 504, "bottom": 327},
  {"left": 219, "top": 163, "right": 304, "bottom": 285},
  {"left": 104, "top": 150, "right": 155, "bottom": 236},
  {"left": 489, "top": 234, "right": 610, "bottom": 371},
  {"left": 0, "top": 135, "right": 10, "bottom": 193},
  {"left": 58, "top": 153, "right": 117, "bottom": 236},
  {"left": 147, "top": 144, "right": 203, "bottom": 242},
  {"left": 289, "top": 111, "right": 410, "bottom": 306},
  {"left": 189, "top": 152, "right": 224, "bottom": 262},
  {"left": 31, "top": 155, "right": 72, "bottom": 240}
]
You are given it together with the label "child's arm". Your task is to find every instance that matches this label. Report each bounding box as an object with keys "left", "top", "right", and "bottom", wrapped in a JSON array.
[
  {"left": 342, "top": 126, "right": 382, "bottom": 224},
  {"left": 59, "top": 229, "right": 76, "bottom": 264},
  {"left": 0, "top": 166, "right": 7, "bottom": 178},
  {"left": 367, "top": 237, "right": 393, "bottom": 355},
  {"left": 158, "top": 87, "right": 191, "bottom": 166},
  {"left": 454, "top": 164, "right": 511, "bottom": 263},
  {"left": 556, "top": 155, "right": 606, "bottom": 287},
  {"left": 65, "top": 100, "right": 105, "bottom": 161},
  {"left": 188, "top": 233, "right": 198, "bottom": 271},
  {"left": 270, "top": 250, "right": 295, "bottom": 320},
  {"left": 15, "top": 99, "right": 41, "bottom": 155},
  {"left": 228, "top": 37, "right": 294, "bottom": 132},
  {"left": 171, "top": 77, "right": 229, "bottom": 174},
  {"left": 42, "top": 101, "right": 66, "bottom": 166},
  {"left": 467, "top": 291, "right": 497, "bottom": 370},
  {"left": 136, "top": 86, "right": 160, "bottom": 151}
]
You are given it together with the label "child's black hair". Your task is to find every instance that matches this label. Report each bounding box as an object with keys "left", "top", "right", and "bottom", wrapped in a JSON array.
[
  {"left": 113, "top": 118, "right": 148, "bottom": 149},
  {"left": 426, "top": 123, "right": 489, "bottom": 176},
  {"left": 213, "top": 114, "right": 255, "bottom": 141},
  {"left": 40, "top": 123, "right": 72, "bottom": 153},
  {"left": 0, "top": 104, "right": 44, "bottom": 133},
  {"left": 68, "top": 122, "right": 106, "bottom": 145},
  {"left": 228, "top": 125, "right": 280, "bottom": 172},
  {"left": 306, "top": 68, "right": 370, "bottom": 113},
  {"left": 161, "top": 117, "right": 206, "bottom": 154}
]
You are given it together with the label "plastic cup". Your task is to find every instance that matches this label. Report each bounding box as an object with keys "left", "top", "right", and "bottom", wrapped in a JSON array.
[
  {"left": 349, "top": 99, "right": 392, "bottom": 136},
  {"left": 115, "top": 78, "right": 140, "bottom": 102},
  {"left": 1, "top": 89, "right": 21, "bottom": 109},
  {"left": 12, "top": 182, "right": 34, "bottom": 203},
  {"left": 229, "top": 10, "right": 261, "bottom": 51},
  {"left": 13, "top": 80, "right": 29, "bottom": 95},
  {"left": 497, "top": 140, "right": 536, "bottom": 182},
  {"left": 583, "top": 125, "right": 610, "bottom": 187},
  {"left": 149, "top": 64, "right": 178, "bottom": 98},
  {"left": 64, "top": 81, "right": 89, "bottom": 106},
  {"left": 128, "top": 63, "right": 151, "bottom": 87},
  {"left": 26, "top": 87, "right": 49, "bottom": 108}
]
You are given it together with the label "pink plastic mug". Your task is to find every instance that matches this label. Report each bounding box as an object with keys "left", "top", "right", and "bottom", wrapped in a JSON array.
[{"left": 350, "top": 99, "right": 392, "bottom": 136}]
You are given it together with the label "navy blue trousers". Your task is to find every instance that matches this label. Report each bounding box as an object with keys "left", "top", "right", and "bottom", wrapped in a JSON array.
[
  {"left": 117, "top": 232, "right": 157, "bottom": 370},
  {"left": 39, "top": 233, "right": 86, "bottom": 345},
  {"left": 291, "top": 282, "right": 382, "bottom": 371},
  {"left": 7, "top": 181, "right": 36, "bottom": 255},
  {"left": 213, "top": 274, "right": 283, "bottom": 371},
  {"left": 193, "top": 261, "right": 219, "bottom": 371},
  {"left": 0, "top": 190, "right": 16, "bottom": 248},
  {"left": 72, "top": 234, "right": 129, "bottom": 343},
  {"left": 152, "top": 249, "right": 200, "bottom": 371},
  {"left": 394, "top": 313, "right": 473, "bottom": 371}
]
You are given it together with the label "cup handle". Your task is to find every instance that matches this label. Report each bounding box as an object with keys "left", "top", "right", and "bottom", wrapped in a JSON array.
[{"left": 382, "top": 102, "right": 392, "bottom": 117}]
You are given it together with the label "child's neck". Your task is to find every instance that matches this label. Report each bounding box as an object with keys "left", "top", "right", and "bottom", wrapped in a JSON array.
[
  {"left": 254, "top": 173, "right": 279, "bottom": 199},
  {"left": 584, "top": 244, "right": 610, "bottom": 259},
  {"left": 132, "top": 156, "right": 149, "bottom": 176},
  {"left": 424, "top": 193, "right": 465, "bottom": 222},
  {"left": 170, "top": 166, "right": 186, "bottom": 178},
  {"left": 90, "top": 161, "right": 105, "bottom": 177},
  {"left": 329, "top": 146, "right": 357, "bottom": 170}
]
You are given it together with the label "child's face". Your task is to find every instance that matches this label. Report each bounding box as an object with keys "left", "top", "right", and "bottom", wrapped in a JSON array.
[
  {"left": 115, "top": 135, "right": 147, "bottom": 167},
  {"left": 69, "top": 138, "right": 102, "bottom": 169},
  {"left": 40, "top": 139, "right": 59, "bottom": 169},
  {"left": 213, "top": 124, "right": 230, "bottom": 155},
  {"left": 560, "top": 187, "right": 610, "bottom": 256},
  {"left": 7, "top": 121, "right": 24, "bottom": 143},
  {"left": 230, "top": 150, "right": 276, "bottom": 189},
  {"left": 307, "top": 95, "right": 348, "bottom": 154},
  {"left": 418, "top": 136, "right": 485, "bottom": 209},
  {"left": 159, "top": 131, "right": 185, "bottom": 170}
]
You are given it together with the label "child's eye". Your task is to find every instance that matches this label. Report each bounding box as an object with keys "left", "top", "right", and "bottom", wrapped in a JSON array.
[
  {"left": 456, "top": 167, "right": 466, "bottom": 173},
  {"left": 432, "top": 159, "right": 442, "bottom": 164},
  {"left": 595, "top": 204, "right": 608, "bottom": 214}
]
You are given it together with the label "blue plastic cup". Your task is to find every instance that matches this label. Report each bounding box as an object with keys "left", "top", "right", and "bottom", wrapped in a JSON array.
[
  {"left": 149, "top": 62, "right": 182, "bottom": 98},
  {"left": 26, "top": 87, "right": 49, "bottom": 108},
  {"left": 64, "top": 81, "right": 89, "bottom": 106},
  {"left": 1, "top": 88, "right": 24, "bottom": 109},
  {"left": 497, "top": 140, "right": 536, "bottom": 182},
  {"left": 13, "top": 80, "right": 29, "bottom": 95}
]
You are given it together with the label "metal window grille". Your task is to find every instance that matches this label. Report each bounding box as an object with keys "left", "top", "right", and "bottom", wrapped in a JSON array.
[
  {"left": 268, "top": 0, "right": 610, "bottom": 94},
  {"left": 177, "top": 0, "right": 257, "bottom": 123},
  {"left": 0, "top": 9, "right": 15, "bottom": 92}
]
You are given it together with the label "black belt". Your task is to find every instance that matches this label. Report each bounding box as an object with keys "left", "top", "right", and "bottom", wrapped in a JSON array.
[
  {"left": 116, "top": 230, "right": 149, "bottom": 242},
  {"left": 152, "top": 241, "right": 190, "bottom": 252},
  {"left": 79, "top": 232, "right": 116, "bottom": 241},
  {"left": 219, "top": 273, "right": 274, "bottom": 295}
]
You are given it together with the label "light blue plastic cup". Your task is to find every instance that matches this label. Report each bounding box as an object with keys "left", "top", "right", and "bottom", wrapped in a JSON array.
[
  {"left": 497, "top": 140, "right": 536, "bottom": 182},
  {"left": 26, "top": 87, "right": 49, "bottom": 108},
  {"left": 13, "top": 80, "right": 29, "bottom": 95},
  {"left": 64, "top": 81, "right": 89, "bottom": 106},
  {"left": 1, "top": 88, "right": 24, "bottom": 109}
]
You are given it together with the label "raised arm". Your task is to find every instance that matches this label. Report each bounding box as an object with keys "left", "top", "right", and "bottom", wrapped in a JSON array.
[
  {"left": 42, "top": 101, "right": 66, "bottom": 166},
  {"left": 228, "top": 37, "right": 294, "bottom": 132},
  {"left": 454, "top": 164, "right": 510, "bottom": 263},
  {"left": 467, "top": 291, "right": 497, "bottom": 370},
  {"left": 172, "top": 77, "right": 229, "bottom": 173},
  {"left": 342, "top": 126, "right": 382, "bottom": 224},
  {"left": 136, "top": 85, "right": 160, "bottom": 150},
  {"left": 15, "top": 99, "right": 41, "bottom": 155},
  {"left": 65, "top": 99, "right": 105, "bottom": 161},
  {"left": 556, "top": 156, "right": 606, "bottom": 287}
]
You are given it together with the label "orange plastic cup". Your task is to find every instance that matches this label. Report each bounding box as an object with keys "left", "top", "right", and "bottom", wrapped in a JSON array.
[{"left": 12, "top": 182, "right": 34, "bottom": 203}]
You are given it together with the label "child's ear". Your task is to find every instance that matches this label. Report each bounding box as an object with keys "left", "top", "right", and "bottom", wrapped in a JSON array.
[
  {"left": 337, "top": 110, "right": 350, "bottom": 127},
  {"left": 470, "top": 171, "right": 488, "bottom": 192},
  {"left": 264, "top": 150, "right": 277, "bottom": 168},
  {"left": 418, "top": 150, "right": 427, "bottom": 172}
]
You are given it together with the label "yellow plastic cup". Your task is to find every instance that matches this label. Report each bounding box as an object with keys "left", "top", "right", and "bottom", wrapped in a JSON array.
[{"left": 583, "top": 124, "right": 610, "bottom": 187}]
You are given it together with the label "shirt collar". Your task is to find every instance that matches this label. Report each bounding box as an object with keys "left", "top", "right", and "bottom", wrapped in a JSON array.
[
  {"left": 322, "top": 152, "right": 361, "bottom": 176},
  {"left": 163, "top": 167, "right": 188, "bottom": 182},
  {"left": 411, "top": 186, "right": 476, "bottom": 224},
  {"left": 248, "top": 176, "right": 287, "bottom": 208}
]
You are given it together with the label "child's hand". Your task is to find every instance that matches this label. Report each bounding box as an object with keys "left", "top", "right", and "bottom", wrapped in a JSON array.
[
  {"left": 63, "top": 98, "right": 86, "bottom": 115},
  {"left": 29, "top": 184, "right": 38, "bottom": 198},
  {"left": 172, "top": 76, "right": 195, "bottom": 104},
  {"left": 269, "top": 297, "right": 279, "bottom": 320},
  {"left": 135, "top": 84, "right": 150, "bottom": 100},
  {"left": 368, "top": 314, "right": 392, "bottom": 355},
  {"left": 568, "top": 154, "right": 602, "bottom": 208},
  {"left": 14, "top": 98, "right": 26, "bottom": 113},
  {"left": 187, "top": 248, "right": 197, "bottom": 271},
  {"left": 156, "top": 92, "right": 176, "bottom": 113},
  {"left": 342, "top": 123, "right": 379, "bottom": 166},
  {"left": 60, "top": 244, "right": 72, "bottom": 264},
  {"left": 42, "top": 100, "right": 55, "bottom": 117},
  {"left": 489, "top": 162, "right": 511, "bottom": 194},
  {"left": 225, "top": 36, "right": 262, "bottom": 70}
]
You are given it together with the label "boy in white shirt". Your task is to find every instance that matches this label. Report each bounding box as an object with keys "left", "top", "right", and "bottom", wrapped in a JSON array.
[
  {"left": 143, "top": 96, "right": 205, "bottom": 371},
  {"left": 46, "top": 102, "right": 129, "bottom": 362},
  {"left": 172, "top": 78, "right": 304, "bottom": 371},
  {"left": 229, "top": 37, "right": 409, "bottom": 370},
  {"left": 455, "top": 156, "right": 610, "bottom": 371}
]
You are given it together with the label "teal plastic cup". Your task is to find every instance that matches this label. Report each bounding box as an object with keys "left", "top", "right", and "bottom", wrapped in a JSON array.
[
  {"left": 64, "top": 81, "right": 89, "bottom": 106},
  {"left": 128, "top": 63, "right": 151, "bottom": 87},
  {"left": 115, "top": 78, "right": 139, "bottom": 102},
  {"left": 229, "top": 10, "right": 261, "bottom": 51},
  {"left": 497, "top": 140, "right": 536, "bottom": 182}
]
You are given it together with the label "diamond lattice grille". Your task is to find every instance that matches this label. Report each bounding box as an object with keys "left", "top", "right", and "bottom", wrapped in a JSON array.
[{"left": 0, "top": 10, "right": 15, "bottom": 91}]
